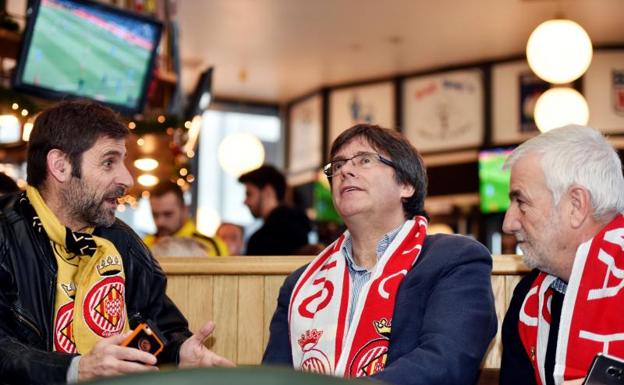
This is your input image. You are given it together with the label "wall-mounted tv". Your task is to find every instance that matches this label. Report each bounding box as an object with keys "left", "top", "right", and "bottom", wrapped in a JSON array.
[
  {"left": 479, "top": 147, "right": 514, "bottom": 214},
  {"left": 13, "top": 0, "right": 163, "bottom": 115},
  {"left": 185, "top": 67, "right": 213, "bottom": 121}
]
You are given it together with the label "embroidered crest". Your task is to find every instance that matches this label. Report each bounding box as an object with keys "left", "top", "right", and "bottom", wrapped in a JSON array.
[
  {"left": 83, "top": 276, "right": 126, "bottom": 337},
  {"left": 348, "top": 318, "right": 392, "bottom": 377},
  {"left": 61, "top": 282, "right": 76, "bottom": 299},
  {"left": 54, "top": 302, "right": 76, "bottom": 353},
  {"left": 96, "top": 255, "right": 123, "bottom": 276},
  {"left": 298, "top": 329, "right": 332, "bottom": 374}
]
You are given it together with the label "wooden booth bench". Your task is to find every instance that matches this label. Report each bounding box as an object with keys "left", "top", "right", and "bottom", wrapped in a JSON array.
[{"left": 160, "top": 255, "right": 529, "bottom": 371}]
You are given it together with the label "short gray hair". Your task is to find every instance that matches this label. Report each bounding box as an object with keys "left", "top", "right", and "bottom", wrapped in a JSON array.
[{"left": 505, "top": 125, "right": 624, "bottom": 220}]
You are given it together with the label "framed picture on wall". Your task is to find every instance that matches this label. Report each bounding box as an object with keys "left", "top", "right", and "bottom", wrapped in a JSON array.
[
  {"left": 584, "top": 50, "right": 624, "bottom": 134},
  {"left": 402, "top": 68, "right": 484, "bottom": 153},
  {"left": 287, "top": 93, "right": 323, "bottom": 176},
  {"left": 491, "top": 60, "right": 549, "bottom": 145},
  {"left": 328, "top": 81, "right": 395, "bottom": 147}
]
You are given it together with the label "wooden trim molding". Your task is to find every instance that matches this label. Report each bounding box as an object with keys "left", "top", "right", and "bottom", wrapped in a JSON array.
[{"left": 159, "top": 254, "right": 527, "bottom": 275}]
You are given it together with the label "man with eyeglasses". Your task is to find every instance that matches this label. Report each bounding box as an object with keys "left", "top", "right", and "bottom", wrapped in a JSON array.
[{"left": 263, "top": 124, "right": 497, "bottom": 385}]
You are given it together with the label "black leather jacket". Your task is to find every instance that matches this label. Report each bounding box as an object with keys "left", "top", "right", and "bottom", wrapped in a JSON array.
[{"left": 0, "top": 193, "right": 192, "bottom": 385}]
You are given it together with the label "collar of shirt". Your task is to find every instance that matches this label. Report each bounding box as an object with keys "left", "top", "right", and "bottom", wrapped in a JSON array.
[
  {"left": 550, "top": 277, "right": 568, "bottom": 294},
  {"left": 342, "top": 223, "right": 404, "bottom": 273}
]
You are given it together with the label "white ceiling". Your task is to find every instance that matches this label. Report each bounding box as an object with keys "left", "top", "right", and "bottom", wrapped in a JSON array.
[{"left": 175, "top": 0, "right": 624, "bottom": 104}]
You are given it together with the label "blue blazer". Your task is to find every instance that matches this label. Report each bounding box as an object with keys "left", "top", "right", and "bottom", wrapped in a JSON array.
[{"left": 262, "top": 234, "right": 497, "bottom": 385}]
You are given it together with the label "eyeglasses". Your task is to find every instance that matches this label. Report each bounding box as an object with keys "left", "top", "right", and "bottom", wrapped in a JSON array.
[{"left": 323, "top": 152, "right": 395, "bottom": 177}]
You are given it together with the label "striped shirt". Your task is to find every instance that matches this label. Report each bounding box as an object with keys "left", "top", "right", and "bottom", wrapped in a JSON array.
[
  {"left": 551, "top": 277, "right": 568, "bottom": 294},
  {"left": 342, "top": 224, "right": 403, "bottom": 326}
]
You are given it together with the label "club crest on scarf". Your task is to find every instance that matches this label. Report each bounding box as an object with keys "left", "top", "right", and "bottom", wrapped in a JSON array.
[
  {"left": 298, "top": 329, "right": 332, "bottom": 374},
  {"left": 84, "top": 276, "right": 127, "bottom": 337},
  {"left": 349, "top": 318, "right": 392, "bottom": 377},
  {"left": 54, "top": 302, "right": 76, "bottom": 353}
]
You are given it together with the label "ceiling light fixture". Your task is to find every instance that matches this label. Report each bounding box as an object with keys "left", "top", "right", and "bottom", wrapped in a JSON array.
[
  {"left": 218, "top": 132, "right": 265, "bottom": 177},
  {"left": 526, "top": 15, "right": 593, "bottom": 132},
  {"left": 134, "top": 157, "right": 159, "bottom": 172},
  {"left": 533, "top": 87, "right": 589, "bottom": 132},
  {"left": 137, "top": 174, "right": 159, "bottom": 187},
  {"left": 526, "top": 19, "right": 593, "bottom": 84}
]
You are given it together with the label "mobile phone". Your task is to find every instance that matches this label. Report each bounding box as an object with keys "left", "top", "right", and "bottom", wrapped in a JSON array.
[
  {"left": 121, "top": 321, "right": 164, "bottom": 357},
  {"left": 583, "top": 353, "right": 624, "bottom": 385}
]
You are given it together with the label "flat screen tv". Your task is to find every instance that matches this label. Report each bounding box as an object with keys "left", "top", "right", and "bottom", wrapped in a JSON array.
[
  {"left": 13, "top": 0, "right": 163, "bottom": 115},
  {"left": 185, "top": 67, "right": 213, "bottom": 120},
  {"left": 479, "top": 147, "right": 514, "bottom": 214}
]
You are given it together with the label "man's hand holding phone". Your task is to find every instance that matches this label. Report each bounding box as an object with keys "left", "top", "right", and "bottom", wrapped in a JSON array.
[
  {"left": 78, "top": 332, "right": 158, "bottom": 381},
  {"left": 78, "top": 322, "right": 164, "bottom": 381}
]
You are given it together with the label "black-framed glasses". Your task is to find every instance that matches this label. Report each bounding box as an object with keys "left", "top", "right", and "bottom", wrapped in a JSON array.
[{"left": 323, "top": 152, "right": 395, "bottom": 177}]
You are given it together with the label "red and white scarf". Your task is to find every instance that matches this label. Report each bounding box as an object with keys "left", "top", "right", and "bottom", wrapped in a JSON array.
[
  {"left": 289, "top": 217, "right": 427, "bottom": 378},
  {"left": 518, "top": 214, "right": 624, "bottom": 385}
]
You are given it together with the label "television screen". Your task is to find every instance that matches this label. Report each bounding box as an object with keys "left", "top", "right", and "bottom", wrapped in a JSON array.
[
  {"left": 13, "top": 0, "right": 162, "bottom": 115},
  {"left": 185, "top": 67, "right": 213, "bottom": 120},
  {"left": 479, "top": 147, "right": 513, "bottom": 214}
]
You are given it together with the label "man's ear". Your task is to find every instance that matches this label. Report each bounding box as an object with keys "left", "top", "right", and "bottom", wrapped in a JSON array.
[
  {"left": 400, "top": 183, "right": 416, "bottom": 200},
  {"left": 261, "top": 184, "right": 276, "bottom": 201},
  {"left": 47, "top": 149, "right": 72, "bottom": 183},
  {"left": 567, "top": 185, "right": 592, "bottom": 229}
]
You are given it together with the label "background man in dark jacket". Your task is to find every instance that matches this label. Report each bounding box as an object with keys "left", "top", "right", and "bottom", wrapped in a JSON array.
[
  {"left": 0, "top": 101, "right": 231, "bottom": 385},
  {"left": 238, "top": 165, "right": 311, "bottom": 255}
]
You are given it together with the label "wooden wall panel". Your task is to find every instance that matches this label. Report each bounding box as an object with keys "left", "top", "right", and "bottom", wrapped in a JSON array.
[
  {"left": 211, "top": 276, "right": 239, "bottom": 362},
  {"left": 165, "top": 276, "right": 189, "bottom": 315},
  {"left": 185, "top": 276, "right": 214, "bottom": 333},
  {"left": 263, "top": 275, "right": 288, "bottom": 349},
  {"left": 237, "top": 276, "right": 265, "bottom": 364},
  {"left": 483, "top": 275, "right": 506, "bottom": 369}
]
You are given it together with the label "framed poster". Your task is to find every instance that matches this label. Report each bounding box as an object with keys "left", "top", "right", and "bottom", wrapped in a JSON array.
[
  {"left": 328, "top": 81, "right": 395, "bottom": 146},
  {"left": 402, "top": 69, "right": 484, "bottom": 153},
  {"left": 584, "top": 50, "right": 624, "bottom": 134},
  {"left": 287, "top": 94, "right": 323, "bottom": 175},
  {"left": 492, "top": 60, "right": 549, "bottom": 145}
]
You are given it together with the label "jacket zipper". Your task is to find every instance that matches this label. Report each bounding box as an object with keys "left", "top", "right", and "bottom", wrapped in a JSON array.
[{"left": 13, "top": 308, "right": 44, "bottom": 340}]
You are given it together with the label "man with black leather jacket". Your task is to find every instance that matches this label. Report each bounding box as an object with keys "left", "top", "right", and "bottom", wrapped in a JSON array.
[{"left": 0, "top": 101, "right": 232, "bottom": 385}]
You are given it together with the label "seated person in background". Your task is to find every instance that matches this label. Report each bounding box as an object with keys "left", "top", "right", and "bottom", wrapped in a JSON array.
[
  {"left": 262, "top": 124, "right": 497, "bottom": 385},
  {"left": 500, "top": 125, "right": 624, "bottom": 385},
  {"left": 0, "top": 101, "right": 231, "bottom": 385},
  {"left": 145, "top": 181, "right": 228, "bottom": 256},
  {"left": 238, "top": 165, "right": 312, "bottom": 255},
  {"left": 216, "top": 222, "right": 245, "bottom": 255},
  {"left": 0, "top": 172, "right": 20, "bottom": 196},
  {"left": 150, "top": 236, "right": 208, "bottom": 257}
]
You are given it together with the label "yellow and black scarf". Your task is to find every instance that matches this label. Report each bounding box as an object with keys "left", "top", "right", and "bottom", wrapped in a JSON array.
[{"left": 25, "top": 186, "right": 129, "bottom": 354}]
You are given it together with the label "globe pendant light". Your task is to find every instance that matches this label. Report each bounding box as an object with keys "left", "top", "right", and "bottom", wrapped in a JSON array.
[
  {"left": 534, "top": 87, "right": 589, "bottom": 132},
  {"left": 526, "top": 19, "right": 593, "bottom": 84},
  {"left": 218, "top": 132, "right": 265, "bottom": 177}
]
